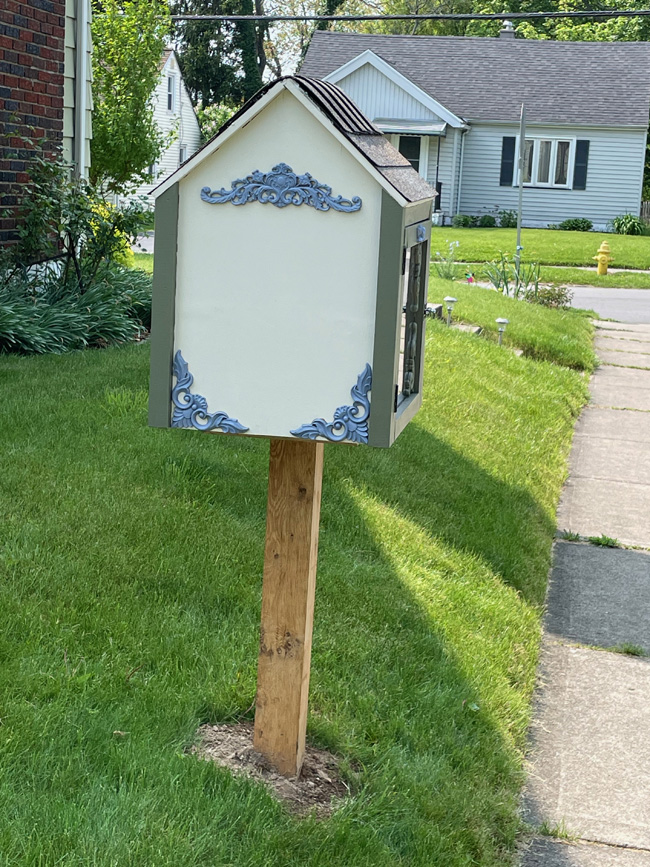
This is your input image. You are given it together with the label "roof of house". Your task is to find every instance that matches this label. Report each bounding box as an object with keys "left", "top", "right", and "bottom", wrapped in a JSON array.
[
  {"left": 159, "top": 48, "right": 174, "bottom": 70},
  {"left": 300, "top": 31, "right": 650, "bottom": 127},
  {"left": 155, "top": 75, "right": 435, "bottom": 203}
]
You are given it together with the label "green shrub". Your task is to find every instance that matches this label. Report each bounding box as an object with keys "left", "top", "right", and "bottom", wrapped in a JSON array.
[
  {"left": 611, "top": 213, "right": 646, "bottom": 235},
  {"left": 0, "top": 147, "right": 150, "bottom": 355},
  {"left": 452, "top": 214, "right": 477, "bottom": 228},
  {"left": 498, "top": 209, "right": 517, "bottom": 228},
  {"left": 557, "top": 218, "right": 593, "bottom": 232},
  {"left": 527, "top": 283, "right": 573, "bottom": 309},
  {"left": 0, "top": 265, "right": 151, "bottom": 355},
  {"left": 478, "top": 214, "right": 497, "bottom": 228}
]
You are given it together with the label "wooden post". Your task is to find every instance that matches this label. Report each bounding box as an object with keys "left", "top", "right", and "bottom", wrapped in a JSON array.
[{"left": 253, "top": 438, "right": 324, "bottom": 777}]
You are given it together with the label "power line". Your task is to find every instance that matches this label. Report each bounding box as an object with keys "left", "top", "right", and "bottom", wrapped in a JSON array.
[{"left": 171, "top": 9, "right": 650, "bottom": 22}]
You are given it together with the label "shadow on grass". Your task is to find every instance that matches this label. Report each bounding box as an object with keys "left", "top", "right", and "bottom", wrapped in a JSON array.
[
  {"left": 326, "top": 421, "right": 554, "bottom": 607},
  {"left": 160, "top": 438, "right": 533, "bottom": 863},
  {"left": 146, "top": 425, "right": 548, "bottom": 860}
]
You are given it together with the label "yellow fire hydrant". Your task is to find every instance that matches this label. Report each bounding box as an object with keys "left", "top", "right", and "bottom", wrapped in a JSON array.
[{"left": 593, "top": 241, "right": 613, "bottom": 276}]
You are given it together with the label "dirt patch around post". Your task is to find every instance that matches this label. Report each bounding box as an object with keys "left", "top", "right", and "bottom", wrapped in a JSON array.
[{"left": 192, "top": 722, "right": 351, "bottom": 817}]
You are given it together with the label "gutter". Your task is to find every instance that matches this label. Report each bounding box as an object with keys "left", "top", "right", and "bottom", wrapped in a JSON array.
[
  {"left": 448, "top": 128, "right": 460, "bottom": 218},
  {"left": 74, "top": 0, "right": 90, "bottom": 177},
  {"left": 456, "top": 129, "right": 467, "bottom": 214}
]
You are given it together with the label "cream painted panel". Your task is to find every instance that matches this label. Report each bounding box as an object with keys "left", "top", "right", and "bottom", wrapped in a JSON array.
[
  {"left": 459, "top": 123, "right": 646, "bottom": 229},
  {"left": 173, "top": 89, "right": 381, "bottom": 441},
  {"left": 338, "top": 64, "right": 439, "bottom": 123}
]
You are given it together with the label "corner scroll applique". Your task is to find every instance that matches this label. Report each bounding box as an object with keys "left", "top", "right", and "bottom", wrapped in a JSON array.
[
  {"left": 290, "top": 365, "right": 371, "bottom": 444},
  {"left": 171, "top": 351, "right": 249, "bottom": 434},
  {"left": 200, "top": 163, "right": 362, "bottom": 213}
]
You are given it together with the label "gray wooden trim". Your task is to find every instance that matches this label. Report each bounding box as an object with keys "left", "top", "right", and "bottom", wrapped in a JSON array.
[
  {"left": 394, "top": 392, "right": 423, "bottom": 440},
  {"left": 404, "top": 199, "right": 433, "bottom": 225},
  {"left": 415, "top": 233, "right": 430, "bottom": 400},
  {"left": 369, "top": 191, "right": 404, "bottom": 448},
  {"left": 148, "top": 183, "right": 179, "bottom": 428}
]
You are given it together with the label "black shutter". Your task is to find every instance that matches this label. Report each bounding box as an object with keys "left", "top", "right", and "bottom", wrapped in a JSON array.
[
  {"left": 573, "top": 140, "right": 590, "bottom": 190},
  {"left": 500, "top": 137, "right": 516, "bottom": 186}
]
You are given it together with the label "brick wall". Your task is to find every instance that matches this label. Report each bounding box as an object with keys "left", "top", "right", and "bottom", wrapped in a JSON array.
[{"left": 0, "top": 0, "right": 66, "bottom": 245}]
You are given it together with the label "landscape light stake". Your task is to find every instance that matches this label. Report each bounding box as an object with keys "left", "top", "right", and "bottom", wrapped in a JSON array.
[
  {"left": 496, "top": 318, "right": 509, "bottom": 345},
  {"left": 444, "top": 296, "right": 457, "bottom": 326}
]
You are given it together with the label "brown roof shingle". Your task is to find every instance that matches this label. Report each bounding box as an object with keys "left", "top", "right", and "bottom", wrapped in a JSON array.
[{"left": 300, "top": 31, "right": 650, "bottom": 127}]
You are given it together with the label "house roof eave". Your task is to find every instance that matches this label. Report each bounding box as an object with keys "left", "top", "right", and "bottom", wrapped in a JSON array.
[{"left": 324, "top": 50, "right": 467, "bottom": 130}]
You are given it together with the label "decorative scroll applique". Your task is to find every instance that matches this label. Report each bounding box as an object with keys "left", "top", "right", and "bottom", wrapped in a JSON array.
[
  {"left": 200, "top": 163, "right": 362, "bottom": 212},
  {"left": 290, "top": 365, "right": 371, "bottom": 444},
  {"left": 171, "top": 351, "right": 248, "bottom": 434}
]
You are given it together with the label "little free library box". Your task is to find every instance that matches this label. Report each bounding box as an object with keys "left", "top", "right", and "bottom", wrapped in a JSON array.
[
  {"left": 148, "top": 75, "right": 435, "bottom": 448},
  {"left": 148, "top": 76, "right": 435, "bottom": 777}
]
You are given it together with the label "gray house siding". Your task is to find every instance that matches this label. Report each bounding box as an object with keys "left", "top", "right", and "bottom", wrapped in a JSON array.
[
  {"left": 337, "top": 65, "right": 438, "bottom": 123},
  {"left": 459, "top": 123, "right": 647, "bottom": 230}
]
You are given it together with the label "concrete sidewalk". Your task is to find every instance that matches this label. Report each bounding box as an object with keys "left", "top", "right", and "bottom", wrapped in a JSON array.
[
  {"left": 520, "top": 320, "right": 650, "bottom": 866},
  {"left": 569, "top": 288, "right": 650, "bottom": 324}
]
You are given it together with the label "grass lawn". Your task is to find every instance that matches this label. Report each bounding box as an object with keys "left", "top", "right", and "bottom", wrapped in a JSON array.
[
  {"left": 0, "top": 318, "right": 589, "bottom": 865},
  {"left": 133, "top": 251, "right": 154, "bottom": 273},
  {"left": 138, "top": 241, "right": 650, "bottom": 288},
  {"left": 428, "top": 276, "right": 597, "bottom": 372},
  {"left": 538, "top": 265, "right": 650, "bottom": 289},
  {"left": 433, "top": 227, "right": 650, "bottom": 270},
  {"left": 434, "top": 262, "right": 650, "bottom": 290}
]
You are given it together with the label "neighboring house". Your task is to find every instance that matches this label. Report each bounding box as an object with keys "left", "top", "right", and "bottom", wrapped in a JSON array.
[
  {"left": 64, "top": 0, "right": 93, "bottom": 178},
  {"left": 126, "top": 50, "right": 201, "bottom": 207},
  {"left": 0, "top": 0, "right": 92, "bottom": 244},
  {"left": 301, "top": 30, "right": 650, "bottom": 229}
]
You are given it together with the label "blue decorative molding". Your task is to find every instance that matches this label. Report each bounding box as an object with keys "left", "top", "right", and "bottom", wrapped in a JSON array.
[
  {"left": 290, "top": 365, "right": 371, "bottom": 444},
  {"left": 200, "top": 163, "right": 362, "bottom": 212},
  {"left": 171, "top": 351, "right": 249, "bottom": 434}
]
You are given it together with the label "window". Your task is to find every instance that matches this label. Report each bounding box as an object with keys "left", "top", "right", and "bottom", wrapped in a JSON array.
[
  {"left": 522, "top": 140, "right": 534, "bottom": 184},
  {"left": 537, "top": 139, "right": 552, "bottom": 184},
  {"left": 516, "top": 137, "right": 574, "bottom": 188},
  {"left": 398, "top": 136, "right": 421, "bottom": 173},
  {"left": 501, "top": 137, "right": 589, "bottom": 189},
  {"left": 555, "top": 141, "right": 570, "bottom": 185},
  {"left": 167, "top": 75, "right": 175, "bottom": 112},
  {"left": 389, "top": 135, "right": 430, "bottom": 179},
  {"left": 179, "top": 145, "right": 187, "bottom": 165}
]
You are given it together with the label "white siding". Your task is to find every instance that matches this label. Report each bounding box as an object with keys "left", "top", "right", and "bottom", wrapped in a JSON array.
[
  {"left": 337, "top": 64, "right": 440, "bottom": 124},
  {"left": 128, "top": 53, "right": 201, "bottom": 206},
  {"left": 459, "top": 123, "right": 647, "bottom": 230},
  {"left": 63, "top": 0, "right": 92, "bottom": 174},
  {"left": 334, "top": 64, "right": 459, "bottom": 214}
]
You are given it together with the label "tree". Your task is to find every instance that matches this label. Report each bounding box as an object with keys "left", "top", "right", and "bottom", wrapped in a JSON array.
[
  {"left": 171, "top": 0, "right": 267, "bottom": 108},
  {"left": 264, "top": 0, "right": 320, "bottom": 75},
  {"left": 90, "top": 0, "right": 171, "bottom": 193},
  {"left": 330, "top": 0, "right": 476, "bottom": 37}
]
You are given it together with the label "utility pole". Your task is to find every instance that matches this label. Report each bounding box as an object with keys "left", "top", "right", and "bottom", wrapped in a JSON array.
[{"left": 515, "top": 103, "right": 526, "bottom": 279}]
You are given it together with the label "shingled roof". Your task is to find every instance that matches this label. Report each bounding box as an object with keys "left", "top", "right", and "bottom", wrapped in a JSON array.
[
  {"left": 155, "top": 75, "right": 435, "bottom": 203},
  {"left": 300, "top": 31, "right": 650, "bottom": 127}
]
